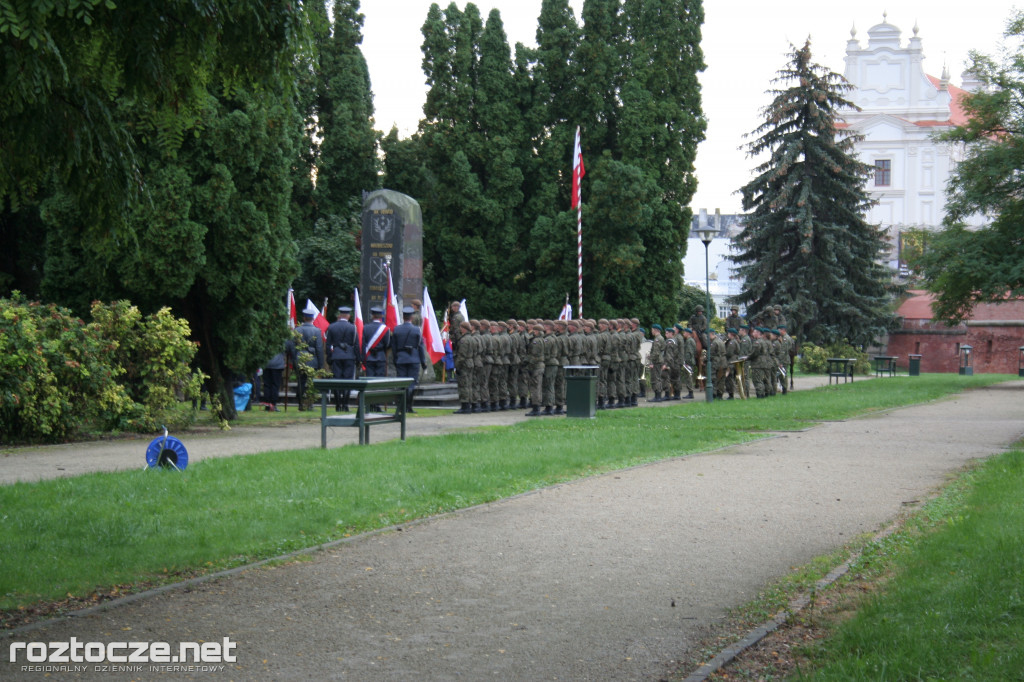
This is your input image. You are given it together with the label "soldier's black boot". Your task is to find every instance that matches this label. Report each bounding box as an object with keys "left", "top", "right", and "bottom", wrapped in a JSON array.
[
  {"left": 651, "top": 391, "right": 661, "bottom": 402},
  {"left": 526, "top": 404, "right": 542, "bottom": 416},
  {"left": 541, "top": 406, "right": 554, "bottom": 416},
  {"left": 490, "top": 401, "right": 498, "bottom": 412},
  {"left": 631, "top": 395, "right": 638, "bottom": 407},
  {"left": 473, "top": 402, "right": 483, "bottom": 413},
  {"left": 596, "top": 397, "right": 605, "bottom": 410},
  {"left": 454, "top": 402, "right": 471, "bottom": 414},
  {"left": 684, "top": 391, "right": 694, "bottom": 399},
  {"left": 553, "top": 405, "right": 565, "bottom": 415},
  {"left": 519, "top": 397, "right": 528, "bottom": 409},
  {"left": 499, "top": 400, "right": 508, "bottom": 411}
]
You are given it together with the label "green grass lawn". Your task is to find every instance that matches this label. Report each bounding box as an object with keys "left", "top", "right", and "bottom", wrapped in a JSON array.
[
  {"left": 796, "top": 446, "right": 1024, "bottom": 680},
  {"left": 0, "top": 374, "right": 1012, "bottom": 617}
]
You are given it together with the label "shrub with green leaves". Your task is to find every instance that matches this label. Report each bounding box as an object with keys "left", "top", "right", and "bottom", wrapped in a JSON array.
[
  {"left": 0, "top": 295, "right": 203, "bottom": 443},
  {"left": 799, "top": 341, "right": 870, "bottom": 375},
  {"left": 89, "top": 300, "right": 204, "bottom": 432}
]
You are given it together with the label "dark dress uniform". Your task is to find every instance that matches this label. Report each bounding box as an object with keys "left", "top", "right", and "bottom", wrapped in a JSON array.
[
  {"left": 362, "top": 310, "right": 391, "bottom": 378},
  {"left": 296, "top": 317, "right": 324, "bottom": 409},
  {"left": 392, "top": 309, "right": 428, "bottom": 411},
  {"left": 325, "top": 308, "right": 358, "bottom": 410}
]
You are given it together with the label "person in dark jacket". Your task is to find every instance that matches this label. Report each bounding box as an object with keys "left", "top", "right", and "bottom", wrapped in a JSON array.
[
  {"left": 392, "top": 306, "right": 428, "bottom": 412},
  {"left": 362, "top": 306, "right": 391, "bottom": 378},
  {"left": 325, "top": 305, "right": 358, "bottom": 411},
  {"left": 295, "top": 306, "right": 324, "bottom": 410}
]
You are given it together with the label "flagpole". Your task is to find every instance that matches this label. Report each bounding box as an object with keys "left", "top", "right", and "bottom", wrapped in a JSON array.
[
  {"left": 577, "top": 194, "right": 583, "bottom": 319},
  {"left": 572, "top": 126, "right": 585, "bottom": 319}
]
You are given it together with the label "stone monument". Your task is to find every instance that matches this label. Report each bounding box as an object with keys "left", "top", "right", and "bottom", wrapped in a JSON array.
[{"left": 361, "top": 189, "right": 423, "bottom": 317}]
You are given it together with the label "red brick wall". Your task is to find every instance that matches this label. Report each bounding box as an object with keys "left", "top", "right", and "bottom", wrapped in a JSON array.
[{"left": 887, "top": 303, "right": 1024, "bottom": 374}]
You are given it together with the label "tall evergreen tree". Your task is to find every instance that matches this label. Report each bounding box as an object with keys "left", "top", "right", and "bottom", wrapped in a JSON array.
[
  {"left": 409, "top": 3, "right": 530, "bottom": 317},
  {"left": 730, "top": 41, "right": 895, "bottom": 346},
  {"left": 313, "top": 0, "right": 380, "bottom": 220}
]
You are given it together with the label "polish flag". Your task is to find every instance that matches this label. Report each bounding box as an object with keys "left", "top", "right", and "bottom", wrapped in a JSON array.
[
  {"left": 571, "top": 126, "right": 585, "bottom": 209},
  {"left": 307, "top": 298, "right": 329, "bottom": 339},
  {"left": 354, "top": 288, "right": 365, "bottom": 369},
  {"left": 384, "top": 266, "right": 399, "bottom": 331},
  {"left": 421, "top": 286, "right": 445, "bottom": 365},
  {"left": 286, "top": 289, "right": 297, "bottom": 329}
]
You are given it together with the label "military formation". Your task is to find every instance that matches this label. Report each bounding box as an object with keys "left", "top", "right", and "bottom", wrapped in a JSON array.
[{"left": 445, "top": 302, "right": 795, "bottom": 414}]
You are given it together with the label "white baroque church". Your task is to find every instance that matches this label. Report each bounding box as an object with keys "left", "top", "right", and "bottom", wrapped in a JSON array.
[{"left": 838, "top": 13, "right": 985, "bottom": 270}]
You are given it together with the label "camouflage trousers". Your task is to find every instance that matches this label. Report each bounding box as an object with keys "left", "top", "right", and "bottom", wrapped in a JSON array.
[
  {"left": 457, "top": 364, "right": 474, "bottom": 403},
  {"left": 475, "top": 364, "right": 491, "bottom": 404},
  {"left": 649, "top": 365, "right": 665, "bottom": 394}
]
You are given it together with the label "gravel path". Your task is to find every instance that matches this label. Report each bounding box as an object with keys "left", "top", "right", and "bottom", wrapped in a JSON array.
[{"left": 3, "top": 380, "right": 1023, "bottom": 681}]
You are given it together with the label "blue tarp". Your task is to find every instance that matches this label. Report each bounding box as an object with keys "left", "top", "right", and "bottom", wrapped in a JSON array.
[{"left": 233, "top": 382, "right": 252, "bottom": 412}]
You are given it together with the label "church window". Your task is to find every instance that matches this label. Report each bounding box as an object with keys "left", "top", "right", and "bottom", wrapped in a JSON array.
[{"left": 874, "top": 159, "right": 892, "bottom": 186}]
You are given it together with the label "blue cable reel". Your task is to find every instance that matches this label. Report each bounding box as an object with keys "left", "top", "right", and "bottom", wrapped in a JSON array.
[{"left": 145, "top": 426, "right": 189, "bottom": 471}]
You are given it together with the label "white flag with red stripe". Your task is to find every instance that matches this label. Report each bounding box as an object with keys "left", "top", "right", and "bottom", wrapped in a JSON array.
[
  {"left": 421, "top": 286, "right": 445, "bottom": 365},
  {"left": 354, "top": 288, "right": 365, "bottom": 369},
  {"left": 384, "top": 266, "right": 399, "bottom": 331},
  {"left": 286, "top": 289, "right": 297, "bottom": 329},
  {"left": 571, "top": 126, "right": 585, "bottom": 209}
]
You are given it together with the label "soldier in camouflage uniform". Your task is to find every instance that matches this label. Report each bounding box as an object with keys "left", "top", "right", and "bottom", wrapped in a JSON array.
[
  {"left": 647, "top": 324, "right": 666, "bottom": 401},
  {"left": 681, "top": 326, "right": 697, "bottom": 399},
  {"left": 474, "top": 321, "right": 492, "bottom": 411},
  {"left": 708, "top": 328, "right": 727, "bottom": 400},
  {"left": 525, "top": 324, "right": 547, "bottom": 416},
  {"left": 738, "top": 325, "right": 754, "bottom": 399},
  {"left": 596, "top": 319, "right": 612, "bottom": 409},
  {"left": 453, "top": 321, "right": 476, "bottom": 413},
  {"left": 724, "top": 328, "right": 740, "bottom": 399},
  {"left": 541, "top": 320, "right": 560, "bottom": 415}
]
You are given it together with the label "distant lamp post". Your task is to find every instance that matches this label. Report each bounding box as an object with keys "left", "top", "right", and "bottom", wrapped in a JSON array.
[
  {"left": 958, "top": 344, "right": 974, "bottom": 376},
  {"left": 1018, "top": 346, "right": 1024, "bottom": 377},
  {"left": 695, "top": 209, "right": 720, "bottom": 402}
]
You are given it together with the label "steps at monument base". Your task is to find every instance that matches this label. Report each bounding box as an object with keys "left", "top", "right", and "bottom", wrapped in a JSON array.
[{"left": 414, "top": 382, "right": 459, "bottom": 408}]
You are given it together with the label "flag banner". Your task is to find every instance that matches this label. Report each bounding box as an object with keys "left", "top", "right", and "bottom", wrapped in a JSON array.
[
  {"left": 287, "top": 289, "right": 297, "bottom": 329},
  {"left": 421, "top": 286, "right": 445, "bottom": 365},
  {"left": 460, "top": 298, "right": 469, "bottom": 322},
  {"left": 354, "top": 288, "right": 365, "bottom": 369},
  {"left": 571, "top": 126, "right": 585, "bottom": 209},
  {"left": 557, "top": 293, "right": 572, "bottom": 321},
  {"left": 384, "top": 266, "right": 399, "bottom": 331},
  {"left": 312, "top": 300, "right": 329, "bottom": 339}
]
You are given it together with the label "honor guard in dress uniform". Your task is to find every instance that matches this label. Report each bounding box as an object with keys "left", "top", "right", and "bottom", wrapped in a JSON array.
[
  {"left": 392, "top": 306, "right": 428, "bottom": 412},
  {"left": 325, "top": 305, "right": 358, "bottom": 411},
  {"left": 362, "top": 306, "right": 391, "bottom": 378},
  {"left": 295, "top": 305, "right": 325, "bottom": 409}
]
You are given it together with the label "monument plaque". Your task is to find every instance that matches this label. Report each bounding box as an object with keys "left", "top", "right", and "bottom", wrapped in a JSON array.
[{"left": 361, "top": 190, "right": 423, "bottom": 318}]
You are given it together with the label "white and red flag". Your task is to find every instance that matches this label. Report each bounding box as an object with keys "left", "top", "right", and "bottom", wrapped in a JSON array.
[
  {"left": 306, "top": 299, "right": 329, "bottom": 339},
  {"left": 354, "top": 288, "right": 365, "bottom": 370},
  {"left": 384, "top": 266, "right": 400, "bottom": 331},
  {"left": 571, "top": 126, "right": 585, "bottom": 209},
  {"left": 286, "top": 289, "right": 297, "bottom": 329},
  {"left": 557, "top": 294, "right": 573, "bottom": 321},
  {"left": 421, "top": 286, "right": 445, "bottom": 365}
]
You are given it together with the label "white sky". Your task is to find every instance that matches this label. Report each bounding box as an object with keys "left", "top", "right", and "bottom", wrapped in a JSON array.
[{"left": 361, "top": 1, "right": 1019, "bottom": 214}]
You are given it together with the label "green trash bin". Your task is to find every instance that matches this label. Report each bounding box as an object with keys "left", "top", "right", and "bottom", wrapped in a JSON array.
[
  {"left": 908, "top": 354, "right": 922, "bottom": 377},
  {"left": 565, "top": 365, "right": 599, "bottom": 419}
]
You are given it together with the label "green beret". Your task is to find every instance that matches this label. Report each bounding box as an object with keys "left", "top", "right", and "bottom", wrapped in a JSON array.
[
  {"left": 652, "top": 323, "right": 662, "bottom": 331},
  {"left": 638, "top": 327, "right": 646, "bottom": 333},
  {"left": 727, "top": 327, "right": 738, "bottom": 334},
  {"left": 675, "top": 324, "right": 685, "bottom": 332}
]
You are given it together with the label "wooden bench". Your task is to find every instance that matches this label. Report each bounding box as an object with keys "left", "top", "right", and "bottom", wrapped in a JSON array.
[
  {"left": 312, "top": 378, "right": 413, "bottom": 447},
  {"left": 873, "top": 355, "right": 898, "bottom": 377},
  {"left": 827, "top": 358, "right": 855, "bottom": 385}
]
